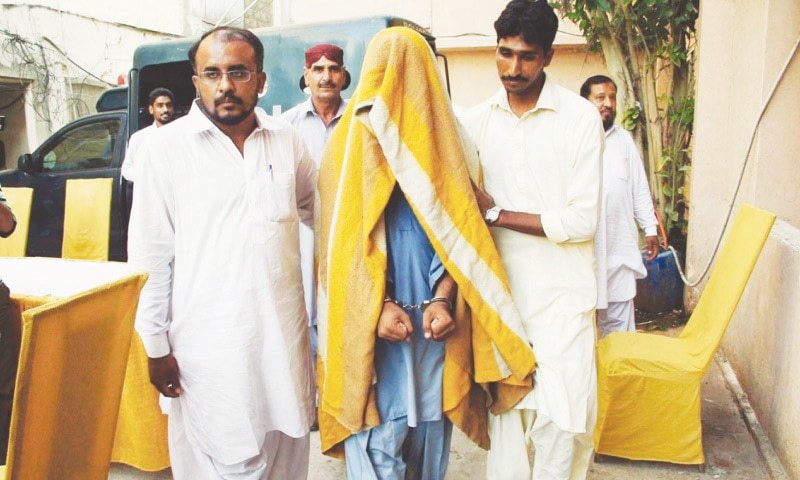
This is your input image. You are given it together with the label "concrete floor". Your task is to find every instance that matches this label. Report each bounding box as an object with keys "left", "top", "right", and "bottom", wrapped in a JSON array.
[{"left": 109, "top": 331, "right": 775, "bottom": 479}]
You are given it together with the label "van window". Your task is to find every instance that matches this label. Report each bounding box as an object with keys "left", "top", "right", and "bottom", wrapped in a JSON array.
[{"left": 41, "top": 119, "right": 121, "bottom": 172}]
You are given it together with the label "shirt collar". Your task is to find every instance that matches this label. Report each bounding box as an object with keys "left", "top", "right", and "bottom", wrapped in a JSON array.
[
  {"left": 301, "top": 97, "right": 349, "bottom": 121},
  {"left": 489, "top": 74, "right": 560, "bottom": 116},
  {"left": 605, "top": 124, "right": 620, "bottom": 137},
  {"left": 185, "top": 99, "right": 285, "bottom": 134}
]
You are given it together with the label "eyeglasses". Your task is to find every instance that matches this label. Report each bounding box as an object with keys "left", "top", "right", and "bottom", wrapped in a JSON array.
[{"left": 197, "top": 70, "right": 256, "bottom": 83}]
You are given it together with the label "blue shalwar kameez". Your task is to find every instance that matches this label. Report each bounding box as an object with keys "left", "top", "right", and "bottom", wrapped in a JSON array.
[{"left": 344, "top": 188, "right": 453, "bottom": 480}]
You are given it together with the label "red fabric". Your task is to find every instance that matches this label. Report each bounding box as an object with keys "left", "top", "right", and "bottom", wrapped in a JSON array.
[{"left": 305, "top": 44, "right": 344, "bottom": 67}]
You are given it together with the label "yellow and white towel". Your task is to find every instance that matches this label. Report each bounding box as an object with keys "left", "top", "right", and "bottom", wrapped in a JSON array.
[{"left": 316, "top": 27, "right": 536, "bottom": 457}]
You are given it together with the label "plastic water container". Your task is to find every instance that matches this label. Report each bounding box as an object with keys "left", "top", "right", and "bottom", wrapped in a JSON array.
[{"left": 634, "top": 249, "right": 684, "bottom": 313}]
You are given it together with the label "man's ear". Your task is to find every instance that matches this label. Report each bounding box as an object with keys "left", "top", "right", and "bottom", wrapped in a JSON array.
[
  {"left": 544, "top": 49, "right": 554, "bottom": 67},
  {"left": 257, "top": 71, "right": 268, "bottom": 97}
]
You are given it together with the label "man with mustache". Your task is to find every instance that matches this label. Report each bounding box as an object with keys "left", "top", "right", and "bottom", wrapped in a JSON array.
[
  {"left": 121, "top": 87, "right": 176, "bottom": 181},
  {"left": 282, "top": 44, "right": 350, "bottom": 430},
  {"left": 581, "top": 74, "right": 659, "bottom": 338},
  {"left": 128, "top": 26, "right": 316, "bottom": 479},
  {"left": 461, "top": 0, "right": 604, "bottom": 478}
]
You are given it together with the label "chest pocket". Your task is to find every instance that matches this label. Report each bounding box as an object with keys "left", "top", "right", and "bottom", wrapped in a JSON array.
[{"left": 258, "top": 171, "right": 296, "bottom": 222}]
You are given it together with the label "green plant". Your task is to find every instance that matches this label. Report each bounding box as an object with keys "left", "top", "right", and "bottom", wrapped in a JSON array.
[{"left": 552, "top": 0, "right": 698, "bottom": 242}]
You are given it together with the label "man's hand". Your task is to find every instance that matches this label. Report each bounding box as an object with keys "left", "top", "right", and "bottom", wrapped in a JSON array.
[
  {"left": 470, "top": 180, "right": 495, "bottom": 217},
  {"left": 422, "top": 302, "right": 455, "bottom": 342},
  {"left": 0, "top": 201, "right": 15, "bottom": 237},
  {"left": 148, "top": 353, "right": 182, "bottom": 397},
  {"left": 645, "top": 235, "right": 660, "bottom": 261},
  {"left": 377, "top": 301, "right": 413, "bottom": 342}
]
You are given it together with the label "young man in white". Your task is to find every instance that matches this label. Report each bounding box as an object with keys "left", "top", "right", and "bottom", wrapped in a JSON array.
[
  {"left": 128, "top": 27, "right": 316, "bottom": 479},
  {"left": 462, "top": 1, "right": 604, "bottom": 478},
  {"left": 581, "top": 75, "right": 659, "bottom": 337},
  {"left": 121, "top": 87, "right": 175, "bottom": 181}
]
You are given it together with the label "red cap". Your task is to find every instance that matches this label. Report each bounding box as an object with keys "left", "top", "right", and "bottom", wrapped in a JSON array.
[{"left": 304, "top": 44, "right": 344, "bottom": 68}]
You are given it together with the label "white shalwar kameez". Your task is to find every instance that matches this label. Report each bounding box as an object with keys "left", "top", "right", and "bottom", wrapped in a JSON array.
[
  {"left": 463, "top": 77, "right": 603, "bottom": 480},
  {"left": 128, "top": 101, "right": 317, "bottom": 480},
  {"left": 121, "top": 123, "right": 158, "bottom": 182},
  {"left": 594, "top": 125, "right": 658, "bottom": 336}
]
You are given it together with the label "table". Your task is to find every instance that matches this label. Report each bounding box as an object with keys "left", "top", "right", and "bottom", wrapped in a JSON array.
[{"left": 0, "top": 257, "right": 170, "bottom": 471}]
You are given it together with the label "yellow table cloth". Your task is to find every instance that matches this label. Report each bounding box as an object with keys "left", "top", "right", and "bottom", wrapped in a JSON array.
[{"left": 0, "top": 257, "right": 170, "bottom": 471}]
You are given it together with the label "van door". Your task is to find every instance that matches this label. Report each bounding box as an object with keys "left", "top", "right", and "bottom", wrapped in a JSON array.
[{"left": 24, "top": 113, "right": 127, "bottom": 259}]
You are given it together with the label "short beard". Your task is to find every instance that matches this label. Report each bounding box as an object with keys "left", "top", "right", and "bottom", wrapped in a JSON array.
[
  {"left": 197, "top": 97, "right": 254, "bottom": 126},
  {"left": 603, "top": 117, "right": 614, "bottom": 131},
  {"left": 212, "top": 110, "right": 252, "bottom": 126}
]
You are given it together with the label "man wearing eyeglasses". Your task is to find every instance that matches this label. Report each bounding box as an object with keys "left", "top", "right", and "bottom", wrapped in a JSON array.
[{"left": 128, "top": 26, "right": 316, "bottom": 479}]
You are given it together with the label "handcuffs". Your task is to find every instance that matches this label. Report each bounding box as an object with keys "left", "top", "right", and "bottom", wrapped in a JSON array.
[{"left": 383, "top": 296, "right": 453, "bottom": 313}]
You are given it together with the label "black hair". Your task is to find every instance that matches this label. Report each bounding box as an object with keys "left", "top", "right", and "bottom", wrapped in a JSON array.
[
  {"left": 188, "top": 26, "right": 264, "bottom": 73},
  {"left": 579, "top": 75, "right": 616, "bottom": 98},
  {"left": 148, "top": 87, "right": 175, "bottom": 105},
  {"left": 494, "top": 0, "right": 559, "bottom": 52}
]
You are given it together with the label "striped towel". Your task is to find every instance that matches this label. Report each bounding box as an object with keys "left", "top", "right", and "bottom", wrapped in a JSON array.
[{"left": 316, "top": 27, "right": 536, "bottom": 457}]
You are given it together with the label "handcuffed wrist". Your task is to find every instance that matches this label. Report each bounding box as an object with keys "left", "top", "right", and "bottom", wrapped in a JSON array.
[
  {"left": 383, "top": 296, "right": 452, "bottom": 312},
  {"left": 421, "top": 297, "right": 452, "bottom": 312}
]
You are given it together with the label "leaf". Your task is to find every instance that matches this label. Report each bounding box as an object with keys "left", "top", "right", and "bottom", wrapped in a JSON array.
[{"left": 596, "top": 0, "right": 611, "bottom": 11}]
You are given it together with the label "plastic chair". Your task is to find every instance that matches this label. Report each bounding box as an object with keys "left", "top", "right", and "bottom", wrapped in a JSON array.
[
  {"left": 0, "top": 187, "right": 33, "bottom": 257},
  {"left": 594, "top": 204, "right": 776, "bottom": 466},
  {"left": 0, "top": 273, "right": 147, "bottom": 479},
  {"left": 62, "top": 178, "right": 112, "bottom": 260}
]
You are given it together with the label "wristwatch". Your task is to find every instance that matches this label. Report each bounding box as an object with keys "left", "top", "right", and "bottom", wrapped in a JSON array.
[{"left": 484, "top": 205, "right": 503, "bottom": 225}]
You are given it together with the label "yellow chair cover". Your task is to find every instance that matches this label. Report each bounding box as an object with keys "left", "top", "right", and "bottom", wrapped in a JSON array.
[
  {"left": 62, "top": 178, "right": 112, "bottom": 260},
  {"left": 2, "top": 273, "right": 147, "bottom": 480},
  {"left": 594, "top": 204, "right": 775, "bottom": 465},
  {"left": 109, "top": 333, "right": 170, "bottom": 471},
  {"left": 0, "top": 187, "right": 33, "bottom": 257}
]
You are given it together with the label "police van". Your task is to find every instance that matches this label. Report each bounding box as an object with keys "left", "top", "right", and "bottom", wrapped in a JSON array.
[{"left": 0, "top": 17, "right": 438, "bottom": 260}]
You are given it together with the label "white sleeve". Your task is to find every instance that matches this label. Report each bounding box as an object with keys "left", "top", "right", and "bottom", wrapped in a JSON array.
[
  {"left": 127, "top": 139, "right": 175, "bottom": 358},
  {"left": 540, "top": 108, "right": 604, "bottom": 244},
  {"left": 628, "top": 135, "right": 658, "bottom": 236},
  {"left": 121, "top": 130, "right": 143, "bottom": 182},
  {"left": 293, "top": 130, "right": 317, "bottom": 228}
]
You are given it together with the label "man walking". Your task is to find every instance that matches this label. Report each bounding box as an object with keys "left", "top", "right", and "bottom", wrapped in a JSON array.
[
  {"left": 462, "top": 1, "right": 604, "bottom": 478},
  {"left": 580, "top": 75, "right": 659, "bottom": 337},
  {"left": 128, "top": 26, "right": 316, "bottom": 479},
  {"left": 121, "top": 87, "right": 176, "bottom": 181},
  {"left": 282, "top": 44, "right": 350, "bottom": 406},
  {"left": 317, "top": 27, "right": 535, "bottom": 480}
]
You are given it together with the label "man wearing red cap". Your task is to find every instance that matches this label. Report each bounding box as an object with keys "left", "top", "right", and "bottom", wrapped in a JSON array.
[{"left": 283, "top": 43, "right": 350, "bottom": 429}]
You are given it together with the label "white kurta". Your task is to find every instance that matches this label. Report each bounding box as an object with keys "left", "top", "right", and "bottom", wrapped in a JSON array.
[
  {"left": 462, "top": 78, "right": 603, "bottom": 434},
  {"left": 121, "top": 123, "right": 158, "bottom": 182},
  {"left": 594, "top": 125, "right": 658, "bottom": 306},
  {"left": 282, "top": 97, "right": 348, "bottom": 325},
  {"left": 128, "top": 102, "right": 317, "bottom": 466}
]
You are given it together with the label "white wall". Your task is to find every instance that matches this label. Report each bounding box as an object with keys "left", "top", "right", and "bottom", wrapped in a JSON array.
[
  {"left": 687, "top": 0, "right": 800, "bottom": 476},
  {"left": 286, "top": 0, "right": 605, "bottom": 109},
  {"left": 0, "top": 2, "right": 188, "bottom": 145}
]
